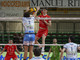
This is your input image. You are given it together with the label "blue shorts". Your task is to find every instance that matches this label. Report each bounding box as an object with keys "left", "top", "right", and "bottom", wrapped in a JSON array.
[{"left": 23, "top": 34, "right": 35, "bottom": 46}]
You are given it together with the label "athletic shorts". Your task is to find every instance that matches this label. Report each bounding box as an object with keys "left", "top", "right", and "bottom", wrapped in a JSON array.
[
  {"left": 23, "top": 34, "right": 35, "bottom": 46},
  {"left": 36, "top": 29, "right": 48, "bottom": 38},
  {"left": 4, "top": 54, "right": 18, "bottom": 60}
]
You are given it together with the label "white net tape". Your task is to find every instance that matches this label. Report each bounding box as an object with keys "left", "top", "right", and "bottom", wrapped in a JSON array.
[
  {"left": 0, "top": 44, "right": 64, "bottom": 46},
  {"left": 0, "top": 17, "right": 80, "bottom": 21}
]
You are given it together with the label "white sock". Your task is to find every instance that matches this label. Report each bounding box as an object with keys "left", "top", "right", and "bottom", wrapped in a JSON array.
[{"left": 42, "top": 47, "right": 45, "bottom": 52}]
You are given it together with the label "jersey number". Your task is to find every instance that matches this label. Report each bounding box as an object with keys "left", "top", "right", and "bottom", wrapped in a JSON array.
[
  {"left": 71, "top": 47, "right": 73, "bottom": 51},
  {"left": 28, "top": 21, "right": 31, "bottom": 24}
]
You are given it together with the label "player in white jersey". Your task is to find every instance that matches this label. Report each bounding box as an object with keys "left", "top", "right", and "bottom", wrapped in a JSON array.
[
  {"left": 31, "top": 47, "right": 45, "bottom": 60},
  {"left": 60, "top": 36, "right": 80, "bottom": 60},
  {"left": 22, "top": 7, "right": 40, "bottom": 60}
]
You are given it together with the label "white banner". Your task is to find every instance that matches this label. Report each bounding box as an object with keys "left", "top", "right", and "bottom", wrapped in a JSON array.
[{"left": 30, "top": 0, "right": 80, "bottom": 8}]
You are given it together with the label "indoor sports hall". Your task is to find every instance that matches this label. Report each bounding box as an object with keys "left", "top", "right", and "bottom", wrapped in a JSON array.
[{"left": 0, "top": 0, "right": 80, "bottom": 60}]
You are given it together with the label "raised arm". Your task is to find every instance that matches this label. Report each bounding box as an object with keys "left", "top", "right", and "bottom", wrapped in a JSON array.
[
  {"left": 47, "top": 48, "right": 51, "bottom": 60},
  {"left": 60, "top": 48, "right": 65, "bottom": 60},
  {"left": 26, "top": 6, "right": 30, "bottom": 12},
  {"left": 33, "top": 7, "right": 40, "bottom": 17},
  {"left": 0, "top": 48, "right": 5, "bottom": 55}
]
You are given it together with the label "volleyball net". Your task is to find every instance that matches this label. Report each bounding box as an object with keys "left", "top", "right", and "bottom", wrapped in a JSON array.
[
  {"left": 0, "top": 17, "right": 80, "bottom": 21},
  {"left": 0, "top": 17, "right": 80, "bottom": 60}
]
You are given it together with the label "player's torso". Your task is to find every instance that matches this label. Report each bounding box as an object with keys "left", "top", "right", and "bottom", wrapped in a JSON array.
[
  {"left": 22, "top": 17, "right": 35, "bottom": 33},
  {"left": 51, "top": 46, "right": 60, "bottom": 58},
  {"left": 39, "top": 15, "right": 50, "bottom": 29},
  {"left": 66, "top": 43, "right": 77, "bottom": 58},
  {"left": 6, "top": 45, "right": 15, "bottom": 55}
]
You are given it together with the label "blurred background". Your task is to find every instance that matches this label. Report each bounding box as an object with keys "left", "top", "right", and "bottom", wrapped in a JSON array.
[{"left": 0, "top": 0, "right": 80, "bottom": 52}]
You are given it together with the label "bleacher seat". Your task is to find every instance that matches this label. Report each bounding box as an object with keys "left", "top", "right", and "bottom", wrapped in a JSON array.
[{"left": 0, "top": 32, "right": 80, "bottom": 52}]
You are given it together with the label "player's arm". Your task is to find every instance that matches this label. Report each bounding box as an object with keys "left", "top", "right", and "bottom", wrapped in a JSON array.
[
  {"left": 44, "top": 20, "right": 51, "bottom": 26},
  {"left": 15, "top": 46, "right": 20, "bottom": 55},
  {"left": 47, "top": 48, "right": 51, "bottom": 59},
  {"left": 33, "top": 7, "right": 40, "bottom": 17},
  {"left": 26, "top": 6, "right": 30, "bottom": 12},
  {"left": 77, "top": 46, "right": 80, "bottom": 50},
  {"left": 60, "top": 48, "right": 62, "bottom": 51},
  {"left": 35, "top": 16, "right": 39, "bottom": 22},
  {"left": 60, "top": 48, "right": 65, "bottom": 60},
  {"left": 16, "top": 48, "right": 20, "bottom": 55},
  {"left": 0, "top": 48, "right": 5, "bottom": 55}
]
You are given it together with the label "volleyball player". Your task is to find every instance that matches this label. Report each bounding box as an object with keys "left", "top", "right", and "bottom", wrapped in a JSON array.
[
  {"left": 22, "top": 7, "right": 40, "bottom": 60},
  {"left": 47, "top": 38, "right": 62, "bottom": 60},
  {"left": 0, "top": 40, "right": 20, "bottom": 60},
  {"left": 31, "top": 47, "right": 45, "bottom": 60},
  {"left": 60, "top": 36, "right": 80, "bottom": 60},
  {"left": 35, "top": 8, "right": 51, "bottom": 55}
]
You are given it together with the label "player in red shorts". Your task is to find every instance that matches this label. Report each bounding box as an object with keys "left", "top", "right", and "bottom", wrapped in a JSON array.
[
  {"left": 0, "top": 40, "right": 20, "bottom": 60},
  {"left": 35, "top": 8, "right": 51, "bottom": 55}
]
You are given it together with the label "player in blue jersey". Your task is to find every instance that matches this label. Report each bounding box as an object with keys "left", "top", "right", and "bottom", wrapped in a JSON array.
[
  {"left": 22, "top": 7, "right": 40, "bottom": 60},
  {"left": 60, "top": 36, "right": 80, "bottom": 60}
]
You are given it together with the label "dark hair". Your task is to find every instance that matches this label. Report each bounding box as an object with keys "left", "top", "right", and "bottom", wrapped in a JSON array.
[
  {"left": 69, "top": 36, "right": 75, "bottom": 42},
  {"left": 23, "top": 12, "right": 30, "bottom": 17},
  {"left": 33, "top": 47, "right": 41, "bottom": 56},
  {"left": 43, "top": 7, "right": 48, "bottom": 10},
  {"left": 9, "top": 40, "right": 13, "bottom": 41}
]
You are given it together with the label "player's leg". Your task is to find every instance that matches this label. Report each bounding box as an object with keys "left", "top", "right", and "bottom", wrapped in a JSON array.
[
  {"left": 23, "top": 34, "right": 29, "bottom": 60},
  {"left": 35, "top": 29, "right": 43, "bottom": 48},
  {"left": 29, "top": 34, "right": 35, "bottom": 59},
  {"left": 35, "top": 36, "right": 40, "bottom": 44},
  {"left": 41, "top": 34, "right": 46, "bottom": 55},
  {"left": 35, "top": 36, "right": 41, "bottom": 47},
  {"left": 23, "top": 46, "right": 28, "bottom": 60},
  {"left": 13, "top": 54, "right": 19, "bottom": 60},
  {"left": 29, "top": 45, "right": 33, "bottom": 59},
  {"left": 41, "top": 29, "right": 48, "bottom": 55},
  {"left": 4, "top": 55, "right": 11, "bottom": 60}
]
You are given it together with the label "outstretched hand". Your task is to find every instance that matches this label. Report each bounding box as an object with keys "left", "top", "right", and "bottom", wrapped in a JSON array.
[
  {"left": 36, "top": 6, "right": 40, "bottom": 11},
  {"left": 26, "top": 6, "right": 30, "bottom": 12}
]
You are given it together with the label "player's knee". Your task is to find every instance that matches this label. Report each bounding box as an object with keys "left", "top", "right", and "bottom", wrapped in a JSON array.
[
  {"left": 35, "top": 40, "right": 37, "bottom": 42},
  {"left": 14, "top": 58, "right": 19, "bottom": 60},
  {"left": 29, "top": 50, "right": 33, "bottom": 52},
  {"left": 24, "top": 50, "right": 28, "bottom": 52},
  {"left": 35, "top": 36, "right": 39, "bottom": 40}
]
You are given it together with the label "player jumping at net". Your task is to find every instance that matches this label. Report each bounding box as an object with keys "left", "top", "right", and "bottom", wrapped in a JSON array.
[
  {"left": 47, "top": 38, "right": 62, "bottom": 60},
  {"left": 35, "top": 8, "right": 51, "bottom": 55},
  {"left": 0, "top": 40, "right": 20, "bottom": 60},
  {"left": 22, "top": 7, "right": 40, "bottom": 60},
  {"left": 60, "top": 36, "right": 80, "bottom": 60}
]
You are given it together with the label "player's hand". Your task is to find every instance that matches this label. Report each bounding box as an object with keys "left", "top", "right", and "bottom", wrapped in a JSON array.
[
  {"left": 36, "top": 6, "right": 40, "bottom": 11},
  {"left": 18, "top": 53, "right": 20, "bottom": 55},
  {"left": 26, "top": 6, "right": 30, "bottom": 12},
  {"left": 43, "top": 19, "right": 46, "bottom": 23}
]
